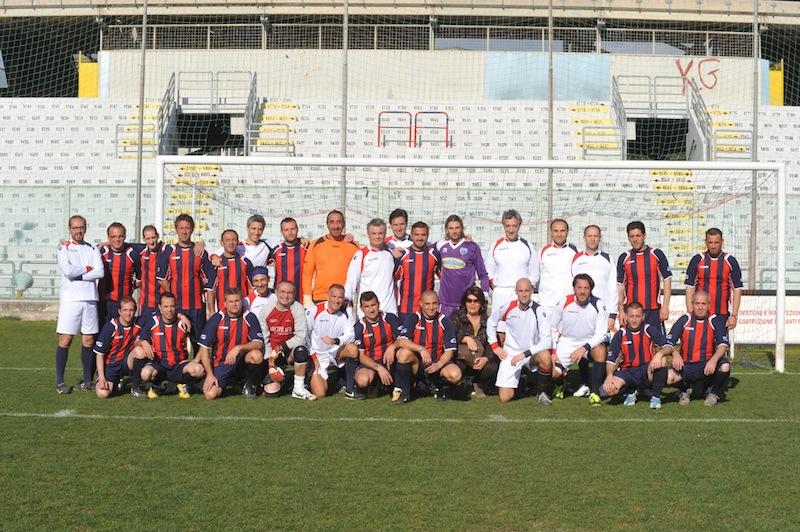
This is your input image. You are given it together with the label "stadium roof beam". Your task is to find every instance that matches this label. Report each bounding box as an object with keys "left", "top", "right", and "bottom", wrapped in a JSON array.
[{"left": 1, "top": 0, "right": 800, "bottom": 25}]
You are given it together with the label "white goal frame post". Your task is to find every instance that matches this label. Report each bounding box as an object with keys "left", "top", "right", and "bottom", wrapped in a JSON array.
[{"left": 155, "top": 156, "right": 787, "bottom": 372}]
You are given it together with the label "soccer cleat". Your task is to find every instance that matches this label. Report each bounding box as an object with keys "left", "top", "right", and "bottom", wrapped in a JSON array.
[
  {"left": 130, "top": 387, "right": 148, "bottom": 400},
  {"left": 74, "top": 380, "right": 93, "bottom": 392},
  {"left": 678, "top": 391, "right": 691, "bottom": 406},
  {"left": 176, "top": 383, "right": 191, "bottom": 399},
  {"left": 553, "top": 384, "right": 564, "bottom": 400},
  {"left": 147, "top": 387, "right": 159, "bottom": 399},
  {"left": 537, "top": 392, "right": 553, "bottom": 406},
  {"left": 392, "top": 388, "right": 410, "bottom": 405},
  {"left": 649, "top": 396, "right": 662, "bottom": 410},
  {"left": 242, "top": 384, "right": 257, "bottom": 400},
  {"left": 434, "top": 386, "right": 448, "bottom": 402},
  {"left": 573, "top": 384, "right": 591, "bottom": 398},
  {"left": 291, "top": 387, "right": 317, "bottom": 401},
  {"left": 344, "top": 389, "right": 366, "bottom": 401},
  {"left": 56, "top": 383, "right": 72, "bottom": 395},
  {"left": 588, "top": 392, "right": 602, "bottom": 406},
  {"left": 704, "top": 393, "right": 719, "bottom": 407},
  {"left": 623, "top": 392, "right": 637, "bottom": 406}
]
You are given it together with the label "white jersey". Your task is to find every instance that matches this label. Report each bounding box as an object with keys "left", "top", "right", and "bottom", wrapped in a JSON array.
[
  {"left": 550, "top": 294, "right": 608, "bottom": 348},
  {"left": 487, "top": 299, "right": 552, "bottom": 356},
  {"left": 571, "top": 250, "right": 619, "bottom": 318},
  {"left": 537, "top": 242, "right": 578, "bottom": 308},
  {"left": 344, "top": 246, "right": 398, "bottom": 318},
  {"left": 57, "top": 240, "right": 104, "bottom": 302},
  {"left": 485, "top": 235, "right": 539, "bottom": 288},
  {"left": 306, "top": 302, "right": 355, "bottom": 359},
  {"left": 384, "top": 234, "right": 414, "bottom": 250},
  {"left": 244, "top": 289, "right": 276, "bottom": 318}
]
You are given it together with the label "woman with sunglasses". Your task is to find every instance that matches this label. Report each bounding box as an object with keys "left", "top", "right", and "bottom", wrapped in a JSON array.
[{"left": 451, "top": 286, "right": 498, "bottom": 398}]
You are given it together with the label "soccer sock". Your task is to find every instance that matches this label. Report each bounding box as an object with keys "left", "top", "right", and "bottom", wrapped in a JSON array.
[
  {"left": 651, "top": 367, "right": 668, "bottom": 399},
  {"left": 395, "top": 362, "right": 412, "bottom": 394},
  {"left": 673, "top": 379, "right": 689, "bottom": 393},
  {"left": 80, "top": 346, "right": 95, "bottom": 383},
  {"left": 131, "top": 358, "right": 147, "bottom": 389},
  {"left": 245, "top": 361, "right": 264, "bottom": 387},
  {"left": 578, "top": 357, "right": 590, "bottom": 386},
  {"left": 55, "top": 346, "right": 69, "bottom": 385},
  {"left": 710, "top": 369, "right": 730, "bottom": 396},
  {"left": 537, "top": 369, "right": 552, "bottom": 395},
  {"left": 344, "top": 357, "right": 358, "bottom": 393},
  {"left": 293, "top": 374, "right": 306, "bottom": 392},
  {"left": 591, "top": 361, "right": 604, "bottom": 394}
]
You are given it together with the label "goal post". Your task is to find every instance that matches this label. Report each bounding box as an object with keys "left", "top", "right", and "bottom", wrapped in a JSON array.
[{"left": 155, "top": 156, "right": 786, "bottom": 372}]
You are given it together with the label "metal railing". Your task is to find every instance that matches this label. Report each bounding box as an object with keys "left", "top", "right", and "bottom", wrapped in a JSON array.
[
  {"left": 687, "top": 78, "right": 714, "bottom": 160},
  {"left": 176, "top": 71, "right": 254, "bottom": 114},
  {"left": 243, "top": 73, "right": 259, "bottom": 155},
  {"left": 610, "top": 77, "right": 628, "bottom": 160},
  {"left": 157, "top": 72, "right": 177, "bottom": 153},
  {"left": 101, "top": 22, "right": 755, "bottom": 58}
]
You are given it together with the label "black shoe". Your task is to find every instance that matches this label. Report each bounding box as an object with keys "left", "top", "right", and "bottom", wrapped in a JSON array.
[
  {"left": 345, "top": 389, "right": 366, "bottom": 401},
  {"left": 56, "top": 383, "right": 72, "bottom": 395},
  {"left": 74, "top": 380, "right": 93, "bottom": 391},
  {"left": 130, "top": 386, "right": 148, "bottom": 400},
  {"left": 243, "top": 384, "right": 257, "bottom": 400},
  {"left": 391, "top": 387, "right": 409, "bottom": 405},
  {"left": 434, "top": 385, "right": 448, "bottom": 402}
]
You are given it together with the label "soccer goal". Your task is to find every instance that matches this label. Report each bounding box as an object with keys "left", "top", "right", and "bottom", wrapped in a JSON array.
[{"left": 155, "top": 156, "right": 787, "bottom": 371}]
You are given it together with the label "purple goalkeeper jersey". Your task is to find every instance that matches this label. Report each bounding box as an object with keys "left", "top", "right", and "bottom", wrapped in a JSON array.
[{"left": 436, "top": 239, "right": 490, "bottom": 307}]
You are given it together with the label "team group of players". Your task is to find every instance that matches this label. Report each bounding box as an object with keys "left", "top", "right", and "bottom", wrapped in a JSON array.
[{"left": 53, "top": 207, "right": 742, "bottom": 408}]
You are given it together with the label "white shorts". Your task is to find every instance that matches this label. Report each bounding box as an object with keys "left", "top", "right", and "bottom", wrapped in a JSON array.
[
  {"left": 56, "top": 300, "right": 99, "bottom": 335},
  {"left": 312, "top": 350, "right": 344, "bottom": 381},
  {"left": 495, "top": 352, "right": 529, "bottom": 389},
  {"left": 554, "top": 338, "right": 590, "bottom": 370},
  {"left": 491, "top": 287, "right": 516, "bottom": 333}
]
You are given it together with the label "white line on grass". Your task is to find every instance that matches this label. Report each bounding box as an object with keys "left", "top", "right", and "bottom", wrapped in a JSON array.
[{"left": 0, "top": 411, "right": 798, "bottom": 424}]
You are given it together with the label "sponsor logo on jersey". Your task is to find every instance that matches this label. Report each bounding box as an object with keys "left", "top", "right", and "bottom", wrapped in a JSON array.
[{"left": 442, "top": 257, "right": 466, "bottom": 270}]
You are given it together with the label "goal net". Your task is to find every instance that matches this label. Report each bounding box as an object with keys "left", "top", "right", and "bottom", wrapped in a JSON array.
[{"left": 155, "top": 156, "right": 787, "bottom": 371}]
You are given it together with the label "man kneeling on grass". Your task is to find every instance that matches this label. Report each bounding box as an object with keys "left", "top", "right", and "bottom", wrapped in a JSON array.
[
  {"left": 94, "top": 296, "right": 140, "bottom": 399},
  {"left": 392, "top": 290, "right": 461, "bottom": 404},
  {"left": 198, "top": 288, "right": 265, "bottom": 400},
  {"left": 666, "top": 291, "right": 731, "bottom": 407},
  {"left": 602, "top": 302, "right": 671, "bottom": 409},
  {"left": 129, "top": 291, "right": 205, "bottom": 399}
]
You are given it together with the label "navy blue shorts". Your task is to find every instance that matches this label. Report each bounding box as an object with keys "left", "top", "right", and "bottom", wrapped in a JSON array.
[
  {"left": 147, "top": 360, "right": 189, "bottom": 383},
  {"left": 614, "top": 365, "right": 650, "bottom": 390},
  {"left": 104, "top": 360, "right": 129, "bottom": 385},
  {"left": 137, "top": 306, "right": 159, "bottom": 326},
  {"left": 213, "top": 359, "right": 244, "bottom": 387},
  {"left": 679, "top": 357, "right": 729, "bottom": 384},
  {"left": 179, "top": 308, "right": 206, "bottom": 342},
  {"left": 643, "top": 309, "right": 665, "bottom": 335}
]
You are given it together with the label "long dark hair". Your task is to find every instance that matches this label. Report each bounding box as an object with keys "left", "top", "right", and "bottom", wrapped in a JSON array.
[{"left": 459, "top": 286, "right": 488, "bottom": 316}]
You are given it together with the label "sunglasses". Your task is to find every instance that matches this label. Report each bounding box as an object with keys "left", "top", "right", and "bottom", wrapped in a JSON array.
[{"left": 465, "top": 298, "right": 480, "bottom": 303}]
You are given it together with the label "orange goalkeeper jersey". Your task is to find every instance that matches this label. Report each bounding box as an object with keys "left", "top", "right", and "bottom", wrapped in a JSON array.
[{"left": 302, "top": 235, "right": 358, "bottom": 302}]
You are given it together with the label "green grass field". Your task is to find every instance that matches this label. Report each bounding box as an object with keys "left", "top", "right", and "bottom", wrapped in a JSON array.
[{"left": 1, "top": 319, "right": 799, "bottom": 530}]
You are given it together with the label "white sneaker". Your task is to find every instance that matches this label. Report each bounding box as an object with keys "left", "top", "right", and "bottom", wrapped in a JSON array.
[
  {"left": 572, "top": 384, "right": 591, "bottom": 397},
  {"left": 291, "top": 387, "right": 317, "bottom": 401}
]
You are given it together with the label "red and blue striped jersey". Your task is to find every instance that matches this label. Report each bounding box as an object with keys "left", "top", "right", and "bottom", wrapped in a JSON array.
[
  {"left": 398, "top": 311, "right": 456, "bottom": 361},
  {"left": 269, "top": 242, "right": 306, "bottom": 301},
  {"left": 608, "top": 324, "right": 669, "bottom": 369},
  {"left": 199, "top": 310, "right": 264, "bottom": 366},
  {"left": 210, "top": 253, "right": 253, "bottom": 312},
  {"left": 135, "top": 244, "right": 162, "bottom": 310},
  {"left": 93, "top": 318, "right": 140, "bottom": 365},
  {"left": 156, "top": 244, "right": 213, "bottom": 310},
  {"left": 395, "top": 245, "right": 440, "bottom": 315},
  {"left": 684, "top": 252, "right": 743, "bottom": 316},
  {"left": 99, "top": 244, "right": 138, "bottom": 302},
  {"left": 616, "top": 246, "right": 672, "bottom": 310},
  {"left": 668, "top": 313, "right": 729, "bottom": 363},
  {"left": 138, "top": 315, "right": 191, "bottom": 367},
  {"left": 354, "top": 312, "right": 402, "bottom": 363}
]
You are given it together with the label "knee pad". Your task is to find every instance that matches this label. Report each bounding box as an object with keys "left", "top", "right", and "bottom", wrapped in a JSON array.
[{"left": 292, "top": 346, "right": 309, "bottom": 364}]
